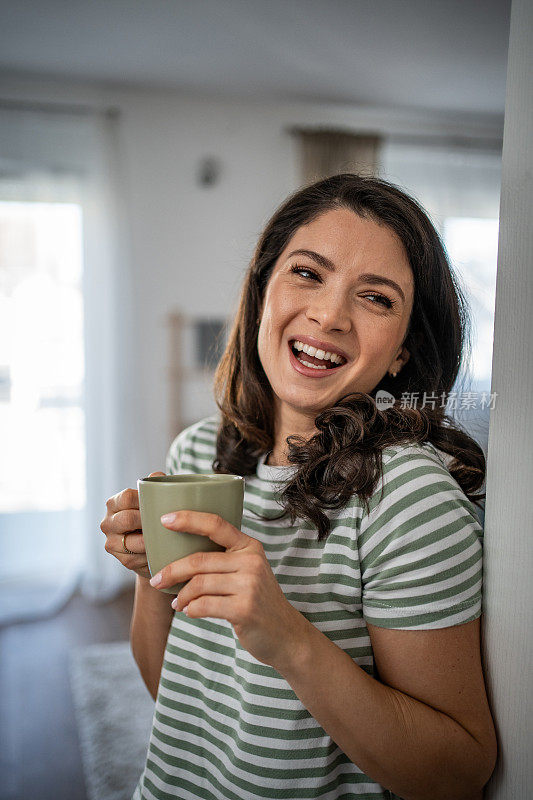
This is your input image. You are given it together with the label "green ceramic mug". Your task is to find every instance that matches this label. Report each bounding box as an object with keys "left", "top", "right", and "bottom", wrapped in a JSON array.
[{"left": 137, "top": 473, "right": 245, "bottom": 594}]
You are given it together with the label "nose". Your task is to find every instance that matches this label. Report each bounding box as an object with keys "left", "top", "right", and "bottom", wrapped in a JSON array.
[{"left": 305, "top": 289, "right": 352, "bottom": 333}]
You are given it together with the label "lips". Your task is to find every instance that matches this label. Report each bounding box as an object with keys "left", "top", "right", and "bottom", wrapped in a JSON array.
[
  {"left": 288, "top": 341, "right": 348, "bottom": 377},
  {"left": 289, "top": 335, "right": 347, "bottom": 365},
  {"left": 289, "top": 335, "right": 348, "bottom": 362}
]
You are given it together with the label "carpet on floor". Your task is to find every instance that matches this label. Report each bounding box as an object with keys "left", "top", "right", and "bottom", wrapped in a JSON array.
[{"left": 69, "top": 641, "right": 155, "bottom": 800}]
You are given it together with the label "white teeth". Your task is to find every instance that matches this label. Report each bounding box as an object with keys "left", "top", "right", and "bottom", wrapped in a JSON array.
[
  {"left": 300, "top": 359, "right": 327, "bottom": 370},
  {"left": 291, "top": 340, "right": 345, "bottom": 365}
]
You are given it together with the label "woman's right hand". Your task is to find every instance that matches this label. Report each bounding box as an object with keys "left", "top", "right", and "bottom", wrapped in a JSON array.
[{"left": 100, "top": 471, "right": 165, "bottom": 579}]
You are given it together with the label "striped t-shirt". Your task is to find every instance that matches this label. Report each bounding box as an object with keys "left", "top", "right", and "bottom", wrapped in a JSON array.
[{"left": 133, "top": 415, "right": 483, "bottom": 800}]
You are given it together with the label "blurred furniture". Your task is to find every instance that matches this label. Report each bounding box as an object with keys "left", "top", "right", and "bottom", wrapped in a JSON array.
[{"left": 167, "top": 312, "right": 227, "bottom": 439}]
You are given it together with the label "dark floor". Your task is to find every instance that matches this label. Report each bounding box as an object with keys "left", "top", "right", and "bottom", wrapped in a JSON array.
[{"left": 0, "top": 588, "right": 134, "bottom": 800}]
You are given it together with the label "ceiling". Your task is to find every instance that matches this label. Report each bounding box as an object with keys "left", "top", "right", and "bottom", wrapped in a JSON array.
[{"left": 0, "top": 0, "right": 512, "bottom": 116}]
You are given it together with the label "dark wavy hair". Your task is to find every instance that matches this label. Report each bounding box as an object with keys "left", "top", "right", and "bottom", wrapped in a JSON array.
[{"left": 212, "top": 173, "right": 485, "bottom": 540}]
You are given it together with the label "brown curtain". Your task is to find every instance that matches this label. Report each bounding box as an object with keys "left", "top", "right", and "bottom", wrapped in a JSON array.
[{"left": 294, "top": 129, "right": 382, "bottom": 184}]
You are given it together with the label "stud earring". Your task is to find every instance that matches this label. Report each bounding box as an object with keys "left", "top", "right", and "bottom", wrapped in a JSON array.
[{"left": 389, "top": 371, "right": 398, "bottom": 378}]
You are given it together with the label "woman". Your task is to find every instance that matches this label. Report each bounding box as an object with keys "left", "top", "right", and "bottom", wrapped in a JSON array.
[{"left": 101, "top": 174, "right": 497, "bottom": 800}]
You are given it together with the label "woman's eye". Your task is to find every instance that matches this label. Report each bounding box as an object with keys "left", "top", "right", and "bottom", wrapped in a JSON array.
[
  {"left": 364, "top": 293, "right": 394, "bottom": 309},
  {"left": 290, "top": 265, "right": 321, "bottom": 281}
]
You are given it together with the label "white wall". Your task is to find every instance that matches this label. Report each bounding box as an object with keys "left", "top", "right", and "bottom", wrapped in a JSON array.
[
  {"left": 116, "top": 93, "right": 299, "bottom": 473},
  {"left": 483, "top": 0, "right": 533, "bottom": 794}
]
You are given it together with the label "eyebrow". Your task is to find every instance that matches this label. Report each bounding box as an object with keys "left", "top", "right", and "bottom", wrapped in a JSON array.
[{"left": 286, "top": 248, "right": 407, "bottom": 303}]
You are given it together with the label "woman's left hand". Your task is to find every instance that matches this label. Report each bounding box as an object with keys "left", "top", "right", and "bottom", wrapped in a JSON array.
[{"left": 150, "top": 510, "right": 311, "bottom": 672}]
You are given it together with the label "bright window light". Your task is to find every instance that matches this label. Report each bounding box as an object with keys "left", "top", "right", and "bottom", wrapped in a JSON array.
[
  {"left": 0, "top": 201, "right": 86, "bottom": 512},
  {"left": 443, "top": 217, "right": 499, "bottom": 387}
]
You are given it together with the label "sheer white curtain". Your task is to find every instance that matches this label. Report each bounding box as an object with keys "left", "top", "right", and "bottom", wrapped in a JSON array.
[
  {"left": 0, "top": 103, "right": 136, "bottom": 620},
  {"left": 80, "top": 111, "right": 140, "bottom": 601}
]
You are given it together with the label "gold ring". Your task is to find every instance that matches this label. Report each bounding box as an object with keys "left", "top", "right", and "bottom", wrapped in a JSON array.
[{"left": 122, "top": 534, "right": 135, "bottom": 555}]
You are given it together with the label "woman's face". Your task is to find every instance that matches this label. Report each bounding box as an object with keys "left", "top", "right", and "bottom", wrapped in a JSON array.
[{"left": 257, "top": 207, "right": 414, "bottom": 427}]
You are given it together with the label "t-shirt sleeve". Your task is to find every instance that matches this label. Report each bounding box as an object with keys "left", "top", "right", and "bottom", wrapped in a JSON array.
[
  {"left": 165, "top": 415, "right": 220, "bottom": 476},
  {"left": 358, "top": 444, "right": 484, "bottom": 630},
  {"left": 165, "top": 437, "right": 179, "bottom": 475},
  {"left": 165, "top": 431, "right": 184, "bottom": 475}
]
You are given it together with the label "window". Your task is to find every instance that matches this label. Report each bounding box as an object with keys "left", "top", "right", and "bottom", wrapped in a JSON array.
[
  {"left": 0, "top": 199, "right": 86, "bottom": 580},
  {"left": 381, "top": 139, "right": 501, "bottom": 456},
  {"left": 443, "top": 216, "right": 499, "bottom": 393}
]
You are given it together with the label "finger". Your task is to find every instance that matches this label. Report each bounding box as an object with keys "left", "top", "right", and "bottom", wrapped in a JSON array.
[
  {"left": 131, "top": 560, "right": 150, "bottom": 573},
  {"left": 106, "top": 487, "right": 139, "bottom": 514},
  {"left": 177, "top": 594, "right": 236, "bottom": 622},
  {"left": 104, "top": 531, "right": 144, "bottom": 557},
  {"left": 106, "top": 508, "right": 142, "bottom": 535},
  {"left": 106, "top": 531, "right": 145, "bottom": 556},
  {"left": 103, "top": 539, "right": 149, "bottom": 572},
  {"left": 126, "top": 559, "right": 150, "bottom": 576},
  {"left": 105, "top": 471, "right": 164, "bottom": 514},
  {"left": 160, "top": 511, "right": 252, "bottom": 551},
  {"left": 153, "top": 550, "right": 242, "bottom": 589},
  {"left": 113, "top": 551, "right": 149, "bottom": 572},
  {"left": 174, "top": 571, "right": 243, "bottom": 611}
]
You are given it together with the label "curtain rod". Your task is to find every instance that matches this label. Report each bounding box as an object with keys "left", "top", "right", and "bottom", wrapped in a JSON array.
[{"left": 0, "top": 97, "right": 119, "bottom": 118}]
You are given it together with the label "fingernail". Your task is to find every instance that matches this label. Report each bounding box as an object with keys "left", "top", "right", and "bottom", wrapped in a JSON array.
[
  {"left": 160, "top": 513, "right": 175, "bottom": 524},
  {"left": 182, "top": 605, "right": 189, "bottom": 616},
  {"left": 171, "top": 597, "right": 178, "bottom": 609},
  {"left": 150, "top": 572, "right": 162, "bottom": 587}
]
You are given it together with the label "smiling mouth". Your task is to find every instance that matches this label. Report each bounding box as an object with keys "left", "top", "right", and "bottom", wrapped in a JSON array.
[{"left": 289, "top": 339, "right": 347, "bottom": 370}]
